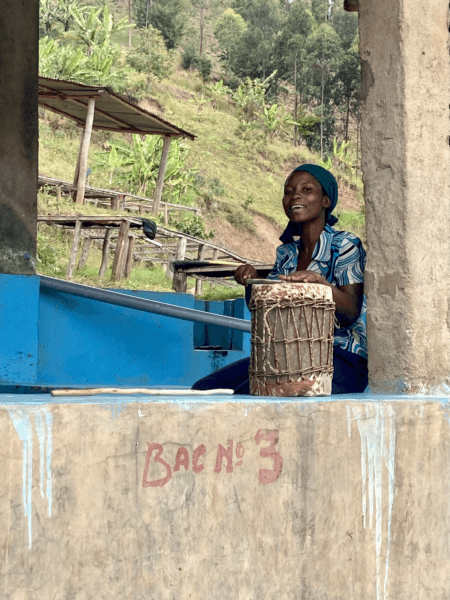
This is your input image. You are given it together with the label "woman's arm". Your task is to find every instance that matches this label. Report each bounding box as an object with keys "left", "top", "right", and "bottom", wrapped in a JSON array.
[{"left": 279, "top": 271, "right": 363, "bottom": 326}]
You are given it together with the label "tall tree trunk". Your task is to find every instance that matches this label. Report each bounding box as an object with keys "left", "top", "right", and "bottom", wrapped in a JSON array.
[
  {"left": 345, "top": 91, "right": 350, "bottom": 146},
  {"left": 199, "top": 4, "right": 204, "bottom": 54},
  {"left": 293, "top": 57, "right": 298, "bottom": 147},
  {"left": 128, "top": 0, "right": 132, "bottom": 48}
]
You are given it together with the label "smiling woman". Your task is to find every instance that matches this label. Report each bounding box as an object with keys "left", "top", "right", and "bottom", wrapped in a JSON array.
[{"left": 193, "top": 164, "right": 368, "bottom": 396}]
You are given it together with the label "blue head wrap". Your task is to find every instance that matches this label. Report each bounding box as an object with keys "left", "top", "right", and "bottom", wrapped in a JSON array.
[{"left": 279, "top": 163, "right": 339, "bottom": 243}]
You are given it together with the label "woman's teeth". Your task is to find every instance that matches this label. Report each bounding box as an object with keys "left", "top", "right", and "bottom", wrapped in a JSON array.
[{"left": 291, "top": 205, "right": 305, "bottom": 210}]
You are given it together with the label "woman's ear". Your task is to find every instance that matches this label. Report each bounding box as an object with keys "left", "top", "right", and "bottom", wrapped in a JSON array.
[{"left": 323, "top": 195, "right": 331, "bottom": 209}]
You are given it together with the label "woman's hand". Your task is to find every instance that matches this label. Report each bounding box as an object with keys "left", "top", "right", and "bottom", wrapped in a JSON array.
[
  {"left": 279, "top": 270, "right": 330, "bottom": 286},
  {"left": 234, "top": 263, "right": 258, "bottom": 286}
]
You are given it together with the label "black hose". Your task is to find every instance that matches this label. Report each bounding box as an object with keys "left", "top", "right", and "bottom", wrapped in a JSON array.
[{"left": 39, "top": 275, "right": 251, "bottom": 333}]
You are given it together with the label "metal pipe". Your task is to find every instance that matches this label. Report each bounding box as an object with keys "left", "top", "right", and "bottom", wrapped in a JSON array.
[{"left": 39, "top": 275, "right": 251, "bottom": 333}]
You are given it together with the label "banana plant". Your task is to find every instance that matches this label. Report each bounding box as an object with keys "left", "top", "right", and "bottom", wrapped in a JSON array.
[{"left": 65, "top": 5, "right": 132, "bottom": 52}]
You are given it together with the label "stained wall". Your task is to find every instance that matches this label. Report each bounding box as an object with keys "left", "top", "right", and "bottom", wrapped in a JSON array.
[{"left": 2, "top": 394, "right": 450, "bottom": 600}]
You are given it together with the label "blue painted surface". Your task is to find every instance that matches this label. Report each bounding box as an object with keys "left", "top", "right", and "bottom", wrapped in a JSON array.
[
  {"left": 193, "top": 298, "right": 249, "bottom": 351},
  {"left": 37, "top": 287, "right": 250, "bottom": 387},
  {"left": 0, "top": 275, "right": 40, "bottom": 383}
]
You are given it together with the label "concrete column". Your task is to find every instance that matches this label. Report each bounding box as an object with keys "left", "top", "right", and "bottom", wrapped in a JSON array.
[
  {"left": 359, "top": 0, "right": 450, "bottom": 393},
  {"left": 0, "top": 0, "right": 39, "bottom": 274}
]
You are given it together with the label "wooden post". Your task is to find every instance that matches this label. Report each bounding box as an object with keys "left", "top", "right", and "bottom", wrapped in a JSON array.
[
  {"left": 152, "top": 136, "right": 172, "bottom": 216},
  {"left": 165, "top": 251, "right": 175, "bottom": 280},
  {"left": 172, "top": 236, "right": 187, "bottom": 292},
  {"left": 111, "top": 219, "right": 130, "bottom": 280},
  {"left": 77, "top": 236, "right": 92, "bottom": 270},
  {"left": 66, "top": 219, "right": 83, "bottom": 279},
  {"left": 75, "top": 98, "right": 96, "bottom": 204},
  {"left": 118, "top": 194, "right": 126, "bottom": 210},
  {"left": 111, "top": 196, "right": 118, "bottom": 210},
  {"left": 56, "top": 187, "right": 62, "bottom": 203},
  {"left": 73, "top": 130, "right": 84, "bottom": 188},
  {"left": 195, "top": 243, "right": 206, "bottom": 296},
  {"left": 121, "top": 235, "right": 130, "bottom": 278},
  {"left": 99, "top": 228, "right": 113, "bottom": 278},
  {"left": 164, "top": 203, "right": 168, "bottom": 225},
  {"left": 124, "top": 234, "right": 136, "bottom": 278},
  {"left": 209, "top": 248, "right": 219, "bottom": 289}
]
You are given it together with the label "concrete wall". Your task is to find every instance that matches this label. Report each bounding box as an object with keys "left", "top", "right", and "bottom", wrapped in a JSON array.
[
  {"left": 359, "top": 0, "right": 450, "bottom": 393},
  {"left": 2, "top": 394, "right": 450, "bottom": 599},
  {"left": 0, "top": 0, "right": 38, "bottom": 275}
]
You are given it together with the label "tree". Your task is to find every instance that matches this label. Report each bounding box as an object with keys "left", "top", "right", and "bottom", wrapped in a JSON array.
[
  {"left": 332, "top": 45, "right": 360, "bottom": 143},
  {"left": 126, "top": 26, "right": 174, "bottom": 80},
  {"left": 214, "top": 8, "right": 247, "bottom": 65},
  {"left": 133, "top": 0, "right": 187, "bottom": 49},
  {"left": 191, "top": 0, "right": 208, "bottom": 54},
  {"left": 229, "top": 0, "right": 283, "bottom": 80},
  {"left": 330, "top": 5, "right": 358, "bottom": 51},
  {"left": 310, "top": 0, "right": 329, "bottom": 24}
]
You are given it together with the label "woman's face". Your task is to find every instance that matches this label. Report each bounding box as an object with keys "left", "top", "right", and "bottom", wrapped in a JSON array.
[{"left": 282, "top": 171, "right": 331, "bottom": 225}]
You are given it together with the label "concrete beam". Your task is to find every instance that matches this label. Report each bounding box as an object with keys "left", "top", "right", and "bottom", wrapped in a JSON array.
[
  {"left": 359, "top": 0, "right": 450, "bottom": 392},
  {"left": 0, "top": 0, "right": 38, "bottom": 274}
]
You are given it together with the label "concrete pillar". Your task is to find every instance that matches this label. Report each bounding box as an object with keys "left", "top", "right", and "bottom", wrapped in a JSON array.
[
  {"left": 0, "top": 0, "right": 39, "bottom": 275},
  {"left": 359, "top": 0, "right": 450, "bottom": 393}
]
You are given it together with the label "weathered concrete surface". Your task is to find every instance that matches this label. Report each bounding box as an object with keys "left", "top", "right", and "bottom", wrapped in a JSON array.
[
  {"left": 0, "top": 0, "right": 38, "bottom": 275},
  {"left": 359, "top": 0, "right": 450, "bottom": 393},
  {"left": 2, "top": 395, "right": 450, "bottom": 599}
]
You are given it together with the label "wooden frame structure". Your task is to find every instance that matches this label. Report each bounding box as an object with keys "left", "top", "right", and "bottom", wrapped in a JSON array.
[
  {"left": 38, "top": 216, "right": 269, "bottom": 292},
  {"left": 38, "top": 175, "right": 201, "bottom": 224},
  {"left": 38, "top": 76, "right": 195, "bottom": 213}
]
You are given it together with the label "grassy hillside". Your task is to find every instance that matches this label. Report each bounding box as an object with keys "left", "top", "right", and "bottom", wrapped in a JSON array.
[{"left": 37, "top": 14, "right": 365, "bottom": 298}]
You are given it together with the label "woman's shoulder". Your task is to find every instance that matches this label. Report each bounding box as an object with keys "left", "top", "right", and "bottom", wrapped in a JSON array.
[{"left": 327, "top": 226, "right": 365, "bottom": 251}]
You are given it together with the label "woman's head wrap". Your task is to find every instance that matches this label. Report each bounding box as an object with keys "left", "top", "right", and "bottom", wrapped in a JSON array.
[{"left": 279, "top": 163, "right": 339, "bottom": 243}]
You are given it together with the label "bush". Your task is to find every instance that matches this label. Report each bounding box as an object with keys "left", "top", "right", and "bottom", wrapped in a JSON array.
[
  {"left": 168, "top": 213, "right": 215, "bottom": 240},
  {"left": 126, "top": 26, "right": 174, "bottom": 81},
  {"left": 181, "top": 45, "right": 211, "bottom": 81}
]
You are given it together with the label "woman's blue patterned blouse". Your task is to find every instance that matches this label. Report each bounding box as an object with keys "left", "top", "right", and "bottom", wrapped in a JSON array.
[{"left": 266, "top": 224, "right": 367, "bottom": 359}]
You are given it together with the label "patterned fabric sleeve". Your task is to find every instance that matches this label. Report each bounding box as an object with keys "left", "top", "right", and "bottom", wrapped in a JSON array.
[
  {"left": 333, "top": 235, "right": 366, "bottom": 287},
  {"left": 266, "top": 243, "right": 297, "bottom": 280}
]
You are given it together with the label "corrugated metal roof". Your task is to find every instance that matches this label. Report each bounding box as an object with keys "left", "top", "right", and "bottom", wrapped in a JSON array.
[{"left": 38, "top": 76, "right": 195, "bottom": 140}]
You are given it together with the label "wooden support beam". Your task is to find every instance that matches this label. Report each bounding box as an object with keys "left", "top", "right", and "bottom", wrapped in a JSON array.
[
  {"left": 99, "top": 229, "right": 113, "bottom": 278},
  {"left": 77, "top": 237, "right": 92, "bottom": 269},
  {"left": 172, "top": 237, "right": 188, "bottom": 293},
  {"left": 152, "top": 136, "right": 172, "bottom": 216},
  {"left": 124, "top": 234, "right": 136, "bottom": 278},
  {"left": 75, "top": 98, "right": 95, "bottom": 204},
  {"left": 166, "top": 251, "right": 175, "bottom": 280},
  {"left": 72, "top": 130, "right": 85, "bottom": 197},
  {"left": 66, "top": 220, "right": 82, "bottom": 279},
  {"left": 195, "top": 244, "right": 206, "bottom": 296},
  {"left": 111, "top": 219, "right": 130, "bottom": 280}
]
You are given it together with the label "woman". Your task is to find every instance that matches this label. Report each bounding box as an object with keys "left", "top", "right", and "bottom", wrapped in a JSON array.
[{"left": 193, "top": 164, "right": 367, "bottom": 394}]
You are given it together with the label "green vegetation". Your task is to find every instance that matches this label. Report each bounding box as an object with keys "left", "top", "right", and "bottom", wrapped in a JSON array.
[{"left": 37, "top": 0, "right": 365, "bottom": 301}]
